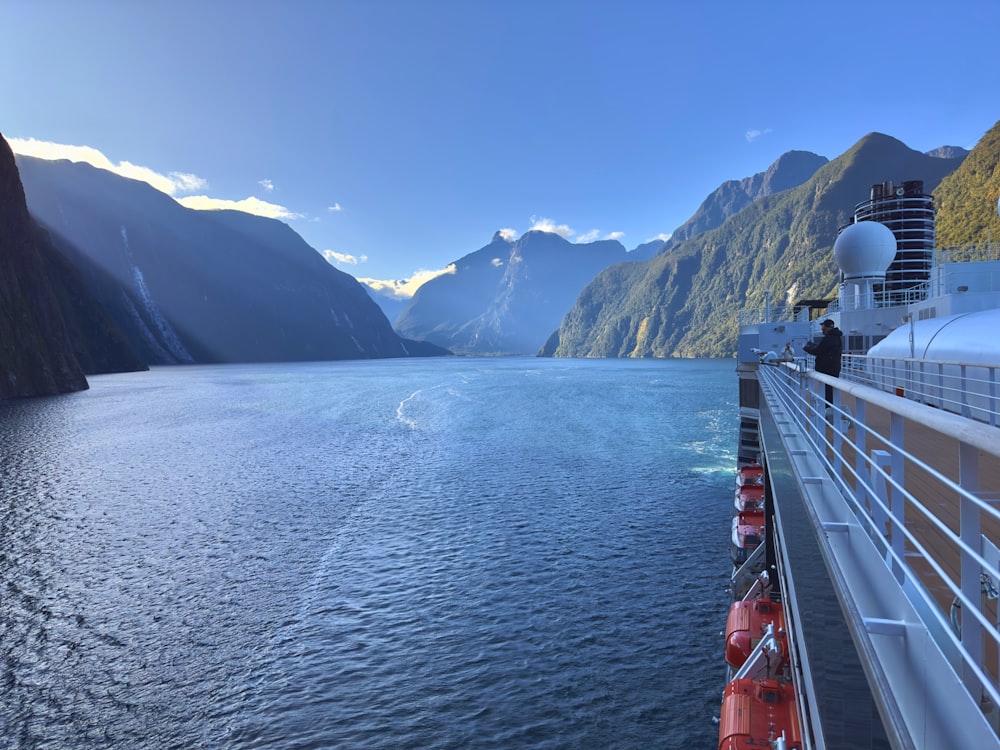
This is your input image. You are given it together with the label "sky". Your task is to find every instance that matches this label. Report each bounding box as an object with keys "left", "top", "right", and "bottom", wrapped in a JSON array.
[{"left": 4, "top": 0, "right": 1000, "bottom": 297}]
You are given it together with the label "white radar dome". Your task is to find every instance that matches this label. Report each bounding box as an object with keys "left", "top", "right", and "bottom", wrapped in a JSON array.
[{"left": 834, "top": 221, "right": 897, "bottom": 279}]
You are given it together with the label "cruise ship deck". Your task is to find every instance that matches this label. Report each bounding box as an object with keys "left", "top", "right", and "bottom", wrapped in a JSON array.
[{"left": 738, "top": 356, "right": 1000, "bottom": 749}]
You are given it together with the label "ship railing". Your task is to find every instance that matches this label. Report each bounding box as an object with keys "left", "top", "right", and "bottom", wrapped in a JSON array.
[
  {"left": 937, "top": 243, "right": 1000, "bottom": 264},
  {"left": 841, "top": 354, "right": 1000, "bottom": 428},
  {"left": 756, "top": 360, "right": 1000, "bottom": 748},
  {"left": 738, "top": 304, "right": 804, "bottom": 326}
]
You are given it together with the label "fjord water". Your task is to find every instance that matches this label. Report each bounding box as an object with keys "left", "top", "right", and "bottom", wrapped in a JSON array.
[{"left": 0, "top": 357, "right": 735, "bottom": 748}]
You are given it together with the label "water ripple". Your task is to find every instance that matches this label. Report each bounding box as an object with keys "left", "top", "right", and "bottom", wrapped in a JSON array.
[{"left": 0, "top": 359, "right": 735, "bottom": 749}]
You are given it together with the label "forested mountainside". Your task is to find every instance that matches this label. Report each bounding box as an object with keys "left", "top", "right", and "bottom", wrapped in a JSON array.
[
  {"left": 543, "top": 131, "right": 976, "bottom": 359},
  {"left": 0, "top": 133, "right": 145, "bottom": 399},
  {"left": 658, "top": 150, "right": 829, "bottom": 253},
  {"left": 933, "top": 123, "right": 1000, "bottom": 247},
  {"left": 392, "top": 149, "right": 827, "bottom": 356},
  {"left": 16, "top": 155, "right": 449, "bottom": 365}
]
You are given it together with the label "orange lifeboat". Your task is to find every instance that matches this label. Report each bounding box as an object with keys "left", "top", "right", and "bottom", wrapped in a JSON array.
[
  {"left": 724, "top": 599, "right": 787, "bottom": 670},
  {"left": 731, "top": 510, "right": 765, "bottom": 564},
  {"left": 734, "top": 485, "right": 765, "bottom": 513},
  {"left": 736, "top": 464, "right": 764, "bottom": 487},
  {"left": 718, "top": 678, "right": 802, "bottom": 750}
]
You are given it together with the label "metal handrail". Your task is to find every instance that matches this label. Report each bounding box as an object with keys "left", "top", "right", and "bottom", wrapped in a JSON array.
[
  {"left": 841, "top": 354, "right": 1000, "bottom": 428},
  {"left": 756, "top": 360, "right": 1000, "bottom": 746}
]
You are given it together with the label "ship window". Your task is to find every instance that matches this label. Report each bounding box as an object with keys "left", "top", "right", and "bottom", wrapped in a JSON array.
[
  {"left": 760, "top": 688, "right": 780, "bottom": 703},
  {"left": 847, "top": 335, "right": 866, "bottom": 352}
]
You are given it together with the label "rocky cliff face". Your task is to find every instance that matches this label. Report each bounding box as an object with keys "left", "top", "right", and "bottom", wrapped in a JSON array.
[
  {"left": 0, "top": 134, "right": 91, "bottom": 398},
  {"left": 17, "top": 155, "right": 448, "bottom": 364}
]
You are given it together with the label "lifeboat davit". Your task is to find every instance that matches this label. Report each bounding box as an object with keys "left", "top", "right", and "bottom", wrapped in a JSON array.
[
  {"left": 731, "top": 511, "right": 765, "bottom": 564},
  {"left": 725, "top": 599, "right": 787, "bottom": 670},
  {"left": 718, "top": 678, "right": 802, "bottom": 749},
  {"left": 734, "top": 485, "right": 765, "bottom": 513},
  {"left": 736, "top": 464, "right": 764, "bottom": 487}
]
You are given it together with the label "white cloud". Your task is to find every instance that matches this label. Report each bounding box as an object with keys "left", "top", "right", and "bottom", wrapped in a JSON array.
[
  {"left": 491, "top": 258, "right": 504, "bottom": 267},
  {"left": 178, "top": 195, "right": 302, "bottom": 220},
  {"left": 497, "top": 228, "right": 517, "bottom": 241},
  {"left": 358, "top": 264, "right": 457, "bottom": 299},
  {"left": 745, "top": 128, "right": 773, "bottom": 143},
  {"left": 571, "top": 228, "right": 625, "bottom": 244},
  {"left": 328, "top": 202, "right": 343, "bottom": 212},
  {"left": 259, "top": 178, "right": 274, "bottom": 192},
  {"left": 648, "top": 232, "right": 672, "bottom": 243},
  {"left": 322, "top": 249, "right": 367, "bottom": 265},
  {"left": 528, "top": 216, "right": 574, "bottom": 239},
  {"left": 7, "top": 136, "right": 305, "bottom": 221},
  {"left": 170, "top": 172, "right": 208, "bottom": 193},
  {"left": 8, "top": 136, "right": 208, "bottom": 195}
]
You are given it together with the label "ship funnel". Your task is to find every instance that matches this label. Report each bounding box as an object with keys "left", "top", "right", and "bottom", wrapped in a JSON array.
[{"left": 834, "top": 221, "right": 897, "bottom": 311}]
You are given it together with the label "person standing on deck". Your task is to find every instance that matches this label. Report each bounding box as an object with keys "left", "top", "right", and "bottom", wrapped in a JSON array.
[{"left": 803, "top": 319, "right": 843, "bottom": 404}]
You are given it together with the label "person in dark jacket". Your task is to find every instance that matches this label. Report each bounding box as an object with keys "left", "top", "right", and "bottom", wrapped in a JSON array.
[{"left": 803, "top": 319, "right": 843, "bottom": 403}]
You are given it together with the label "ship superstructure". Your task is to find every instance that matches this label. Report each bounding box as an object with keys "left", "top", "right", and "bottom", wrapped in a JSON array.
[{"left": 726, "top": 185, "right": 1000, "bottom": 749}]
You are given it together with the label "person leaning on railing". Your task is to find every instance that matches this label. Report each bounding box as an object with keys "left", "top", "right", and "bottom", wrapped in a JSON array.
[{"left": 803, "top": 319, "right": 843, "bottom": 403}]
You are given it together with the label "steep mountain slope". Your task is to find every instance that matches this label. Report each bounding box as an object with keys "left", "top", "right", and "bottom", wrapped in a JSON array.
[
  {"left": 0, "top": 134, "right": 147, "bottom": 398},
  {"left": 545, "top": 134, "right": 968, "bottom": 358},
  {"left": 395, "top": 230, "right": 629, "bottom": 355},
  {"left": 29, "top": 220, "right": 149, "bottom": 376},
  {"left": 659, "top": 150, "right": 828, "bottom": 252},
  {"left": 0, "top": 135, "right": 89, "bottom": 396},
  {"left": 17, "top": 156, "right": 448, "bottom": 364},
  {"left": 933, "top": 121, "right": 1000, "bottom": 247}
]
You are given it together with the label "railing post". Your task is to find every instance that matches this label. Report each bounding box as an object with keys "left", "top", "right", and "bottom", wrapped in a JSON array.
[
  {"left": 991, "top": 366, "right": 998, "bottom": 428},
  {"left": 981, "top": 535, "right": 1000, "bottom": 731},
  {"left": 960, "top": 364, "right": 971, "bottom": 418},
  {"left": 889, "top": 413, "right": 906, "bottom": 583},
  {"left": 959, "top": 442, "right": 984, "bottom": 691},
  {"left": 832, "top": 387, "right": 844, "bottom": 476}
]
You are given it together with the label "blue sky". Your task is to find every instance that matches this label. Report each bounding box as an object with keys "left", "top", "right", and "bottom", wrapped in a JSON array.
[{"left": 4, "top": 0, "right": 1000, "bottom": 296}]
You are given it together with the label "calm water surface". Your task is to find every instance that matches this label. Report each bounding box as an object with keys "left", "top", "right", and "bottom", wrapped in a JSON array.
[{"left": 0, "top": 357, "right": 736, "bottom": 749}]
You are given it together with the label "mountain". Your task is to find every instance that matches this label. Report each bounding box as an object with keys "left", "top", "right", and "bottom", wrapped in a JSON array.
[
  {"left": 926, "top": 146, "right": 970, "bottom": 160},
  {"left": 16, "top": 155, "right": 449, "bottom": 364},
  {"left": 29, "top": 220, "right": 149, "bottom": 377},
  {"left": 626, "top": 238, "right": 667, "bottom": 262},
  {"left": 0, "top": 134, "right": 147, "bottom": 399},
  {"left": 362, "top": 283, "right": 411, "bottom": 327},
  {"left": 658, "top": 150, "right": 828, "bottom": 253},
  {"left": 543, "top": 133, "right": 969, "bottom": 359},
  {"left": 394, "top": 230, "right": 629, "bottom": 355},
  {"left": 0, "top": 135, "right": 89, "bottom": 397},
  {"left": 932, "top": 124, "right": 1000, "bottom": 247}
]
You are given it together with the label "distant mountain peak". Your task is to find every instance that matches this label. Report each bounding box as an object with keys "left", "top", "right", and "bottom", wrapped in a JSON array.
[
  {"left": 926, "top": 145, "right": 970, "bottom": 160},
  {"left": 659, "top": 149, "right": 828, "bottom": 252},
  {"left": 395, "top": 228, "right": 630, "bottom": 354}
]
